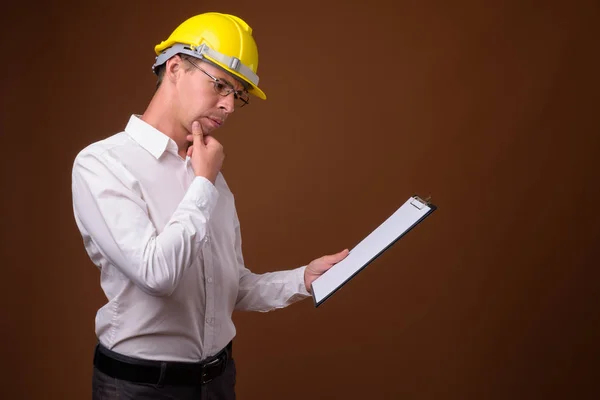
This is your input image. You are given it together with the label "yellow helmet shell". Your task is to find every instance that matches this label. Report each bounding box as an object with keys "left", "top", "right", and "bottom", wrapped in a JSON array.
[{"left": 153, "top": 12, "right": 266, "bottom": 100}]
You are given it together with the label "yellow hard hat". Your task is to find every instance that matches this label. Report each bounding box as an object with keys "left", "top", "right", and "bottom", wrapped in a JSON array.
[{"left": 152, "top": 12, "right": 266, "bottom": 100}]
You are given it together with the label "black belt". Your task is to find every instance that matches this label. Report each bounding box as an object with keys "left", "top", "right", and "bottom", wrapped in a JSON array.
[{"left": 93, "top": 341, "right": 232, "bottom": 386}]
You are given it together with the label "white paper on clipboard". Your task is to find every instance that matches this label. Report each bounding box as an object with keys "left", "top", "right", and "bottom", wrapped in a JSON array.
[{"left": 311, "top": 195, "right": 436, "bottom": 307}]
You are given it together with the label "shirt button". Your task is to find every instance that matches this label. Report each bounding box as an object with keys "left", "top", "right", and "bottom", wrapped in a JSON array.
[
  {"left": 207, "top": 277, "right": 213, "bottom": 284},
  {"left": 206, "top": 317, "right": 213, "bottom": 324}
]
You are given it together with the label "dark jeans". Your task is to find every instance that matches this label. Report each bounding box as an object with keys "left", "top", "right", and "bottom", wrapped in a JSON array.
[{"left": 92, "top": 350, "right": 236, "bottom": 400}]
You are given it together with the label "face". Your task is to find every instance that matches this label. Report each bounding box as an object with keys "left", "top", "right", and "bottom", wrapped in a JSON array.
[{"left": 168, "top": 56, "right": 247, "bottom": 135}]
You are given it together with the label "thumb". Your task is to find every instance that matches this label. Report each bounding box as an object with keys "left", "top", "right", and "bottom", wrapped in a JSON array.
[{"left": 323, "top": 248, "right": 349, "bottom": 264}]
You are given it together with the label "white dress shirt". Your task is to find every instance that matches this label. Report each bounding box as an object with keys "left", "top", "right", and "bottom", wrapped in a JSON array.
[{"left": 71, "top": 115, "right": 310, "bottom": 362}]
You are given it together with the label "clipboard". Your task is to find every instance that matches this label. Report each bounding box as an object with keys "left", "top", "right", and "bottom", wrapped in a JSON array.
[{"left": 311, "top": 195, "right": 437, "bottom": 307}]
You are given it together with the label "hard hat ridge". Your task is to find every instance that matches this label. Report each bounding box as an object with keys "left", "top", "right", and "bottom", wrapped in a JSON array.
[{"left": 152, "top": 12, "right": 266, "bottom": 100}]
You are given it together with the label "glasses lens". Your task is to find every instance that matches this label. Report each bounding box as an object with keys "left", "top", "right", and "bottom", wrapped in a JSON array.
[
  {"left": 212, "top": 79, "right": 249, "bottom": 108},
  {"left": 213, "top": 81, "right": 233, "bottom": 96},
  {"left": 234, "top": 92, "right": 250, "bottom": 108}
]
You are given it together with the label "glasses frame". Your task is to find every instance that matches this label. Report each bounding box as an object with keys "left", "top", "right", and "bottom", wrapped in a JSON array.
[{"left": 185, "top": 57, "right": 250, "bottom": 108}]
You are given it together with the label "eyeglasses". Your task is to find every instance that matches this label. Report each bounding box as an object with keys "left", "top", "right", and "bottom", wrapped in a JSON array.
[{"left": 185, "top": 58, "right": 250, "bottom": 108}]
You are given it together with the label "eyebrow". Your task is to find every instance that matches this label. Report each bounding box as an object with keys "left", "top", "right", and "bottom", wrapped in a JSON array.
[{"left": 216, "top": 75, "right": 246, "bottom": 92}]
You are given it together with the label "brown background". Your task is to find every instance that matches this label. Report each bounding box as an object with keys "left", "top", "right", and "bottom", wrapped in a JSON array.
[{"left": 1, "top": 0, "right": 599, "bottom": 399}]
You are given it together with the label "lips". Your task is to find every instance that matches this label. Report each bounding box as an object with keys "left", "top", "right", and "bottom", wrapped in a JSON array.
[{"left": 208, "top": 117, "right": 223, "bottom": 127}]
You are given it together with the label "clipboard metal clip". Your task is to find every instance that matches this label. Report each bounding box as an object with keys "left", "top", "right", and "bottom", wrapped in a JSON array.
[{"left": 410, "top": 195, "right": 432, "bottom": 210}]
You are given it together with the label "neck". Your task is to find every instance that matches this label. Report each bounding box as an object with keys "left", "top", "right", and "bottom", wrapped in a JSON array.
[{"left": 140, "top": 88, "right": 189, "bottom": 158}]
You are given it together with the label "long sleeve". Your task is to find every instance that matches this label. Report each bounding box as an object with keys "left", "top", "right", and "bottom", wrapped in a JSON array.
[
  {"left": 71, "top": 148, "right": 219, "bottom": 297},
  {"left": 232, "top": 210, "right": 311, "bottom": 312}
]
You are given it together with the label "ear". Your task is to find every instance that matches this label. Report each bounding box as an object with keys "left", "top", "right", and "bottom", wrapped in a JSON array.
[{"left": 165, "top": 55, "right": 184, "bottom": 84}]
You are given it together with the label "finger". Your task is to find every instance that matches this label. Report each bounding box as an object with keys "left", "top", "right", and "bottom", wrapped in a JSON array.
[
  {"left": 187, "top": 144, "right": 193, "bottom": 158},
  {"left": 203, "top": 134, "right": 222, "bottom": 149},
  {"left": 322, "top": 249, "right": 349, "bottom": 264},
  {"left": 192, "top": 121, "right": 204, "bottom": 149}
]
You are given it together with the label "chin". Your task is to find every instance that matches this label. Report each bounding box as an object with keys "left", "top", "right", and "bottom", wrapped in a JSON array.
[{"left": 200, "top": 120, "right": 218, "bottom": 135}]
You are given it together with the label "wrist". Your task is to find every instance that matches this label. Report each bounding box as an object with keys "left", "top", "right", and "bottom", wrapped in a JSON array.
[{"left": 303, "top": 268, "right": 312, "bottom": 294}]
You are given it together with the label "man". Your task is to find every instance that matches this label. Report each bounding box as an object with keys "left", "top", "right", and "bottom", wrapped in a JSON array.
[{"left": 71, "top": 12, "right": 348, "bottom": 400}]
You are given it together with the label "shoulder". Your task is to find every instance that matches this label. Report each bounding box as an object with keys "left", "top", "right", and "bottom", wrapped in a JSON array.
[
  {"left": 71, "top": 132, "right": 141, "bottom": 188},
  {"left": 72, "top": 131, "right": 133, "bottom": 169},
  {"left": 75, "top": 131, "right": 128, "bottom": 158}
]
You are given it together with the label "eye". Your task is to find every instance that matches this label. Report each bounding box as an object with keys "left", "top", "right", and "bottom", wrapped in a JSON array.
[{"left": 214, "top": 81, "right": 227, "bottom": 92}]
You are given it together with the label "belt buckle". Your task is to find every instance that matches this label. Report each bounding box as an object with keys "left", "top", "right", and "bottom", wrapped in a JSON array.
[
  {"left": 200, "top": 356, "right": 222, "bottom": 384},
  {"left": 200, "top": 370, "right": 212, "bottom": 385}
]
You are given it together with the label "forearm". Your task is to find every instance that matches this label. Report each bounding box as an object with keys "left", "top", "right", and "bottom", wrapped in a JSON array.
[
  {"left": 125, "top": 182, "right": 215, "bottom": 295},
  {"left": 72, "top": 153, "right": 219, "bottom": 296},
  {"left": 234, "top": 266, "right": 311, "bottom": 311}
]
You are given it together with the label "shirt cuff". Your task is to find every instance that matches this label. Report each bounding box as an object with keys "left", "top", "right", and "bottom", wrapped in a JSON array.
[
  {"left": 295, "top": 265, "right": 311, "bottom": 297},
  {"left": 184, "top": 176, "right": 220, "bottom": 214}
]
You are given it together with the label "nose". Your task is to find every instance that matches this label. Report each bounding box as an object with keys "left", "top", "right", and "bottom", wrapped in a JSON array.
[{"left": 218, "top": 93, "right": 235, "bottom": 114}]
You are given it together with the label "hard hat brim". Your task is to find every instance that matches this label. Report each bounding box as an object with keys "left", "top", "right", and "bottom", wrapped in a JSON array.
[
  {"left": 203, "top": 56, "right": 267, "bottom": 100},
  {"left": 153, "top": 43, "right": 267, "bottom": 100}
]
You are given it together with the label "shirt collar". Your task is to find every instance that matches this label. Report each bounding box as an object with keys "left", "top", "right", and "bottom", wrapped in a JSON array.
[{"left": 124, "top": 115, "right": 179, "bottom": 159}]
